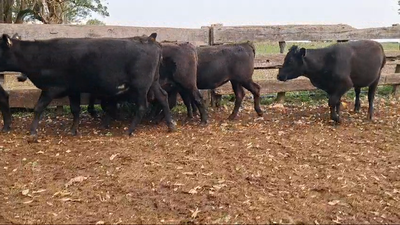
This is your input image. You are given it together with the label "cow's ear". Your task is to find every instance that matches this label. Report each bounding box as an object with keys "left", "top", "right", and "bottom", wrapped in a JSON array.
[
  {"left": 149, "top": 33, "right": 157, "bottom": 41},
  {"left": 300, "top": 48, "right": 306, "bottom": 57},
  {"left": 2, "top": 34, "right": 12, "bottom": 48}
]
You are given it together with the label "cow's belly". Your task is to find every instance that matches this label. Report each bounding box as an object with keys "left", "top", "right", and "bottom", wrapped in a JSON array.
[
  {"left": 197, "top": 71, "right": 230, "bottom": 90},
  {"left": 29, "top": 70, "right": 131, "bottom": 97}
]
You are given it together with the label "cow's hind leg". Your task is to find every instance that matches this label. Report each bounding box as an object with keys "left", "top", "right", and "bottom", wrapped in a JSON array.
[
  {"left": 127, "top": 88, "right": 148, "bottom": 135},
  {"left": 189, "top": 89, "right": 208, "bottom": 124},
  {"left": 354, "top": 87, "right": 361, "bottom": 112},
  {"left": 242, "top": 79, "right": 263, "bottom": 117},
  {"left": 68, "top": 94, "right": 81, "bottom": 136},
  {"left": 367, "top": 78, "right": 379, "bottom": 120},
  {"left": 228, "top": 81, "right": 245, "bottom": 120},
  {"left": 180, "top": 91, "right": 194, "bottom": 119},
  {"left": 210, "top": 89, "right": 222, "bottom": 108},
  {"left": 100, "top": 99, "right": 118, "bottom": 129},
  {"left": 87, "top": 94, "right": 98, "bottom": 118},
  {"left": 335, "top": 98, "right": 341, "bottom": 114},
  {"left": 0, "top": 87, "right": 11, "bottom": 132},
  {"left": 190, "top": 99, "right": 198, "bottom": 116},
  {"left": 151, "top": 83, "right": 176, "bottom": 132}
]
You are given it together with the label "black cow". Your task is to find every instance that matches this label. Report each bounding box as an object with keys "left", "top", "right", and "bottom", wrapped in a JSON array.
[
  {"left": 88, "top": 41, "right": 208, "bottom": 125},
  {"left": 277, "top": 40, "right": 386, "bottom": 123},
  {"left": 152, "top": 41, "right": 208, "bottom": 124},
  {"left": 0, "top": 84, "right": 11, "bottom": 132},
  {"left": 149, "top": 42, "right": 263, "bottom": 121},
  {"left": 0, "top": 33, "right": 175, "bottom": 139},
  {"left": 179, "top": 42, "right": 263, "bottom": 120}
]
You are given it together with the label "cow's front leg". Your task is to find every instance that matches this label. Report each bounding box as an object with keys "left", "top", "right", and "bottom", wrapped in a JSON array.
[
  {"left": 151, "top": 83, "right": 176, "bottom": 132},
  {"left": 328, "top": 95, "right": 341, "bottom": 124},
  {"left": 30, "top": 90, "right": 63, "bottom": 140},
  {"left": 0, "top": 87, "right": 11, "bottom": 132}
]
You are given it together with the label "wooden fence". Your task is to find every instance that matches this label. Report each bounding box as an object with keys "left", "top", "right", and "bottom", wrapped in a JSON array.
[{"left": 0, "top": 23, "right": 399, "bottom": 108}]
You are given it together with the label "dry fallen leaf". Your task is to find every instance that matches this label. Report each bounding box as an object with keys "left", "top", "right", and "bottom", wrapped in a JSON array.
[
  {"left": 65, "top": 176, "right": 88, "bottom": 187},
  {"left": 188, "top": 186, "right": 202, "bottom": 195},
  {"left": 328, "top": 200, "right": 340, "bottom": 206},
  {"left": 60, "top": 197, "right": 82, "bottom": 202},
  {"left": 53, "top": 191, "right": 72, "bottom": 197},
  {"left": 190, "top": 208, "right": 201, "bottom": 218},
  {"left": 21, "top": 189, "right": 30, "bottom": 196},
  {"left": 110, "top": 153, "right": 119, "bottom": 161}
]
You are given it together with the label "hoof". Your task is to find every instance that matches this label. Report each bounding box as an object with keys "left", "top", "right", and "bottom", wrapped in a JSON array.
[
  {"left": 227, "top": 115, "right": 237, "bottom": 120},
  {"left": 257, "top": 111, "right": 264, "bottom": 117},
  {"left": 126, "top": 130, "right": 134, "bottom": 136},
  {"left": 167, "top": 123, "right": 176, "bottom": 133},
  {"left": 70, "top": 129, "right": 78, "bottom": 136},
  {"left": 200, "top": 121, "right": 208, "bottom": 127},
  {"left": 331, "top": 118, "right": 341, "bottom": 125},
  {"left": 27, "top": 134, "right": 39, "bottom": 143},
  {"left": 1, "top": 126, "right": 11, "bottom": 133}
]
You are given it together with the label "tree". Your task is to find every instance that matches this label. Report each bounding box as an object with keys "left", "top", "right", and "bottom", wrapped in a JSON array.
[
  {"left": 1, "top": 0, "right": 109, "bottom": 24},
  {"left": 86, "top": 18, "right": 105, "bottom": 25},
  {"left": 0, "top": 0, "right": 14, "bottom": 23}
]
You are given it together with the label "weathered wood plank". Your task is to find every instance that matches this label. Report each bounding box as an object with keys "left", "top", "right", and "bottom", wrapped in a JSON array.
[
  {"left": 213, "top": 24, "right": 400, "bottom": 44},
  {"left": 254, "top": 51, "right": 400, "bottom": 69},
  {"left": 7, "top": 89, "right": 93, "bottom": 108},
  {"left": 5, "top": 73, "right": 400, "bottom": 109},
  {"left": 0, "top": 24, "right": 210, "bottom": 46},
  {"left": 214, "top": 73, "right": 400, "bottom": 95}
]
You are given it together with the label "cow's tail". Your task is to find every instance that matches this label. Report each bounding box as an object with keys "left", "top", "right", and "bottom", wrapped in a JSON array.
[
  {"left": 247, "top": 41, "right": 256, "bottom": 57},
  {"left": 381, "top": 53, "right": 386, "bottom": 70},
  {"left": 380, "top": 43, "right": 386, "bottom": 70}
]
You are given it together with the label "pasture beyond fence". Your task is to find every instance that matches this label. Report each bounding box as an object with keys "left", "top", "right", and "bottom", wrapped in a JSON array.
[{"left": 0, "top": 23, "right": 399, "bottom": 108}]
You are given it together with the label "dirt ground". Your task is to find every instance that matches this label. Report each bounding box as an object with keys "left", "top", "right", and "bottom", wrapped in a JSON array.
[{"left": 0, "top": 97, "right": 400, "bottom": 224}]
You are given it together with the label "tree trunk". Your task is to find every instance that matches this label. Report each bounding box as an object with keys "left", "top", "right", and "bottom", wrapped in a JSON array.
[
  {"left": 0, "top": 0, "right": 4, "bottom": 23},
  {"left": 4, "top": 0, "right": 14, "bottom": 23}
]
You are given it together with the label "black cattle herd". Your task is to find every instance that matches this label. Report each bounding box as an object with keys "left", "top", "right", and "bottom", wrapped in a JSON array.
[{"left": 0, "top": 32, "right": 386, "bottom": 139}]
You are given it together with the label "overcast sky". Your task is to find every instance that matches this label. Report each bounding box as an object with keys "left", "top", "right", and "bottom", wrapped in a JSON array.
[{"left": 94, "top": 0, "right": 399, "bottom": 28}]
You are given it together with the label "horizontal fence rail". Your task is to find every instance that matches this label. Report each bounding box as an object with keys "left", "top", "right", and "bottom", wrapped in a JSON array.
[
  {"left": 211, "top": 24, "right": 400, "bottom": 44},
  {"left": 0, "top": 23, "right": 399, "bottom": 108},
  {"left": 0, "top": 24, "right": 210, "bottom": 46}
]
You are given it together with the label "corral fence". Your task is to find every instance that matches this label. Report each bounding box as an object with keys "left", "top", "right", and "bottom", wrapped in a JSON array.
[{"left": 0, "top": 23, "right": 399, "bottom": 109}]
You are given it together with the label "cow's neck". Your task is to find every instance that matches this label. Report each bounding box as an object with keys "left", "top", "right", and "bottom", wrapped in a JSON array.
[
  {"left": 11, "top": 41, "right": 58, "bottom": 75},
  {"left": 302, "top": 48, "right": 330, "bottom": 79}
]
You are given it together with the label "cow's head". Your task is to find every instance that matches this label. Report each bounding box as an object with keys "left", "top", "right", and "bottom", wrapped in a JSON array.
[
  {"left": 0, "top": 34, "right": 14, "bottom": 71},
  {"left": 277, "top": 45, "right": 306, "bottom": 81}
]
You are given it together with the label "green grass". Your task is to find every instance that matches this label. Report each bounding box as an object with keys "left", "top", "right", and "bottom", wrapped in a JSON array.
[
  {"left": 254, "top": 41, "right": 399, "bottom": 55},
  {"left": 258, "top": 86, "right": 394, "bottom": 106}
]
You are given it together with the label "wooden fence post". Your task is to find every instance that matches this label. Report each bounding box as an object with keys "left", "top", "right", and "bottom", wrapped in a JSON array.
[
  {"left": 207, "top": 24, "right": 223, "bottom": 107},
  {"left": 275, "top": 41, "right": 286, "bottom": 103},
  {"left": 393, "top": 64, "right": 400, "bottom": 97}
]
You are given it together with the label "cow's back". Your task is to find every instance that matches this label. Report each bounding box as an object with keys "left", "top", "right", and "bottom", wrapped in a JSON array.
[
  {"left": 196, "top": 42, "right": 255, "bottom": 89},
  {"left": 345, "top": 40, "right": 385, "bottom": 87}
]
